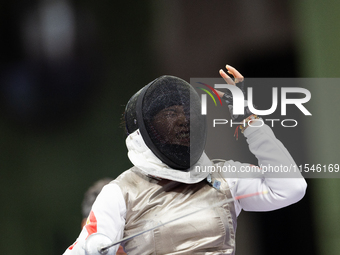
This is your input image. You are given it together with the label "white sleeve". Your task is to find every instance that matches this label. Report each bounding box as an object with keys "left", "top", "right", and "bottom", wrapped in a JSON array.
[
  {"left": 62, "top": 183, "right": 126, "bottom": 255},
  {"left": 226, "top": 123, "right": 307, "bottom": 215}
]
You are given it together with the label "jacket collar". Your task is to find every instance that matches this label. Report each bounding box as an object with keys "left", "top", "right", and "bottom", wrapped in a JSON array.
[{"left": 125, "top": 129, "right": 211, "bottom": 184}]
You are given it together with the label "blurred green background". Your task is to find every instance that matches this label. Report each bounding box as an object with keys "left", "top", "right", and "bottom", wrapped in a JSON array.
[{"left": 0, "top": 1, "right": 339, "bottom": 254}]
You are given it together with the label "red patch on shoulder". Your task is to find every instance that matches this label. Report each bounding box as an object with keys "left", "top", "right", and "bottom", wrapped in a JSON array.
[{"left": 85, "top": 211, "right": 98, "bottom": 239}]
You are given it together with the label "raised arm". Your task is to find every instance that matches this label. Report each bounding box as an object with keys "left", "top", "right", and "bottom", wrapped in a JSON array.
[{"left": 217, "top": 65, "right": 307, "bottom": 213}]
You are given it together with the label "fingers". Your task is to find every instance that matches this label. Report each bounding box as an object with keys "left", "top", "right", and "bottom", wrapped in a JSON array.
[
  {"left": 226, "top": 65, "right": 244, "bottom": 83},
  {"left": 219, "top": 69, "right": 235, "bottom": 86},
  {"left": 215, "top": 89, "right": 225, "bottom": 98}
]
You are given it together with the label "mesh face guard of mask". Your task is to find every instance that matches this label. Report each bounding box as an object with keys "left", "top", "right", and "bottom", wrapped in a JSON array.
[{"left": 124, "top": 75, "right": 207, "bottom": 171}]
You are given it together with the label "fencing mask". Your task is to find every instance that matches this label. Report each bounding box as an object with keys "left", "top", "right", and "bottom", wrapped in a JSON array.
[{"left": 124, "top": 75, "right": 206, "bottom": 171}]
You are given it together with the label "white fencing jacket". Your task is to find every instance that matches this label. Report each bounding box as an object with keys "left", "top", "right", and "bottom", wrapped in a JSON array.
[{"left": 63, "top": 123, "right": 307, "bottom": 254}]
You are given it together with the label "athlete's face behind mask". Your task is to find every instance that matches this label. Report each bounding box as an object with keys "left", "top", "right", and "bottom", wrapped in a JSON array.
[
  {"left": 152, "top": 105, "right": 190, "bottom": 147},
  {"left": 124, "top": 75, "right": 206, "bottom": 171}
]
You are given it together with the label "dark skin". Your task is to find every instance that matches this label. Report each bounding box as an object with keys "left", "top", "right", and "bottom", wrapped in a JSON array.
[
  {"left": 151, "top": 65, "right": 243, "bottom": 147},
  {"left": 152, "top": 105, "right": 190, "bottom": 147}
]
